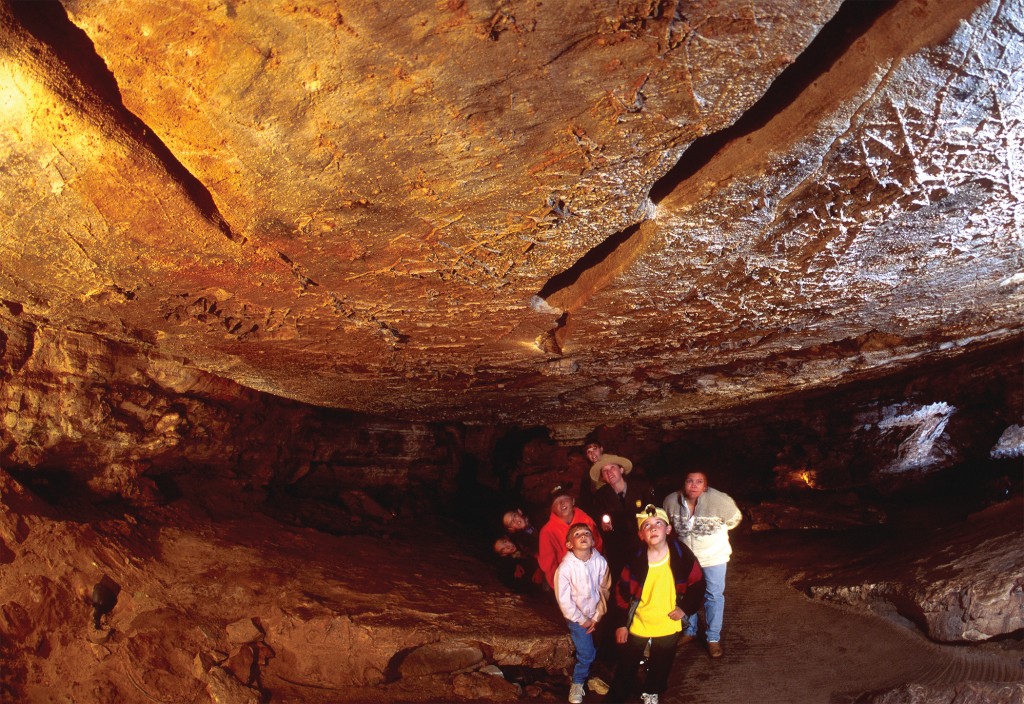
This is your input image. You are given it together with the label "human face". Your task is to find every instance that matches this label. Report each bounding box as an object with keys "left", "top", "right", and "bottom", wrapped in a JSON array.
[
  {"left": 639, "top": 518, "right": 671, "bottom": 546},
  {"left": 495, "top": 538, "right": 516, "bottom": 556},
  {"left": 551, "top": 495, "right": 575, "bottom": 523},
  {"left": 504, "top": 510, "right": 527, "bottom": 532},
  {"left": 566, "top": 526, "right": 594, "bottom": 551},
  {"left": 684, "top": 472, "right": 708, "bottom": 501},
  {"left": 585, "top": 444, "right": 603, "bottom": 463},
  {"left": 600, "top": 462, "right": 624, "bottom": 487}
]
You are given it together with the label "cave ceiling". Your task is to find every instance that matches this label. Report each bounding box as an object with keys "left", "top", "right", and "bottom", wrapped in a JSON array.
[{"left": 0, "top": 0, "right": 1021, "bottom": 439}]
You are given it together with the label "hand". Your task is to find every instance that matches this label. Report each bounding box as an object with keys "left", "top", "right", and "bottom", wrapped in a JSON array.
[
  {"left": 668, "top": 607, "right": 684, "bottom": 621},
  {"left": 615, "top": 627, "right": 628, "bottom": 644},
  {"left": 582, "top": 618, "right": 596, "bottom": 634}
]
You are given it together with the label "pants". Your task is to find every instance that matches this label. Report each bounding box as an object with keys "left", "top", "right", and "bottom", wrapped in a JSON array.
[
  {"left": 566, "top": 620, "right": 598, "bottom": 685},
  {"left": 607, "top": 631, "right": 680, "bottom": 701},
  {"left": 684, "top": 562, "right": 727, "bottom": 642}
]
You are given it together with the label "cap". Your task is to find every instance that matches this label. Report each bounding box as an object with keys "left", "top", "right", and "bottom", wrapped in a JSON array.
[
  {"left": 549, "top": 482, "right": 573, "bottom": 504},
  {"left": 636, "top": 504, "right": 669, "bottom": 529}
]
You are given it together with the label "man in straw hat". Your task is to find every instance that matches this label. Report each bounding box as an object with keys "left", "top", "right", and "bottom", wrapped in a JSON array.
[{"left": 589, "top": 454, "right": 656, "bottom": 579}]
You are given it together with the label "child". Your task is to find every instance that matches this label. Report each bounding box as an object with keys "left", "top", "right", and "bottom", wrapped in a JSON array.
[
  {"left": 554, "top": 523, "right": 610, "bottom": 704},
  {"left": 606, "top": 505, "right": 704, "bottom": 704},
  {"left": 493, "top": 536, "right": 544, "bottom": 594},
  {"left": 502, "top": 507, "right": 540, "bottom": 557}
]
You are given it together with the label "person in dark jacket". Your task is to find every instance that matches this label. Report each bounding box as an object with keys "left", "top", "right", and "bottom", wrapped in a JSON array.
[
  {"left": 606, "top": 505, "right": 704, "bottom": 704},
  {"left": 589, "top": 454, "right": 656, "bottom": 579},
  {"left": 576, "top": 439, "right": 605, "bottom": 515}
]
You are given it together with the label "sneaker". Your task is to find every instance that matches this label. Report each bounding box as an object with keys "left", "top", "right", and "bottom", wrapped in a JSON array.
[
  {"left": 708, "top": 641, "right": 723, "bottom": 658},
  {"left": 641, "top": 694, "right": 659, "bottom": 704},
  {"left": 586, "top": 676, "right": 609, "bottom": 695},
  {"left": 568, "top": 682, "right": 585, "bottom": 704}
]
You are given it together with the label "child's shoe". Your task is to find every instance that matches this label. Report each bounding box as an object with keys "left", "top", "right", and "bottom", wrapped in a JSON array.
[
  {"left": 568, "top": 682, "right": 585, "bottom": 703},
  {"left": 586, "top": 676, "right": 609, "bottom": 695},
  {"left": 641, "top": 694, "right": 659, "bottom": 704}
]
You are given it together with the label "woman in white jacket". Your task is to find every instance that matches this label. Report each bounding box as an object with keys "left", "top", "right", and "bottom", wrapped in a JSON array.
[{"left": 663, "top": 471, "right": 741, "bottom": 658}]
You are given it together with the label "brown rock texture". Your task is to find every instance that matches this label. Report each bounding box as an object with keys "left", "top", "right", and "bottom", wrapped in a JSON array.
[
  {"left": 0, "top": 466, "right": 570, "bottom": 702},
  {"left": 0, "top": 0, "right": 1018, "bottom": 437},
  {"left": 800, "top": 498, "right": 1024, "bottom": 643}
]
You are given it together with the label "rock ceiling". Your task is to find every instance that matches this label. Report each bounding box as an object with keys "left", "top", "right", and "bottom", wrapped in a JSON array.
[{"left": 1, "top": 0, "right": 1021, "bottom": 437}]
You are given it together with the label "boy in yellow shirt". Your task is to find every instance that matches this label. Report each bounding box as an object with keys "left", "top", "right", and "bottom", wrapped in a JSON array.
[{"left": 606, "top": 505, "right": 704, "bottom": 704}]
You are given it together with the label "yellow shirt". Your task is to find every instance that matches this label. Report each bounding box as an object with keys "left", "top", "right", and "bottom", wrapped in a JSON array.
[{"left": 628, "top": 555, "right": 682, "bottom": 638}]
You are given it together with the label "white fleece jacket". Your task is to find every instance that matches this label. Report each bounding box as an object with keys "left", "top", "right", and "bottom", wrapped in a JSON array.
[{"left": 554, "top": 550, "right": 611, "bottom": 625}]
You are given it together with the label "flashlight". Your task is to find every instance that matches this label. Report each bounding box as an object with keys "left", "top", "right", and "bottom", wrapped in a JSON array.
[{"left": 602, "top": 514, "right": 612, "bottom": 531}]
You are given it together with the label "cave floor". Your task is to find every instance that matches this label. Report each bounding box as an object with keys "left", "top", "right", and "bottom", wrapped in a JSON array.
[
  {"left": 654, "top": 529, "right": 1024, "bottom": 704},
  {"left": 5, "top": 476, "right": 1023, "bottom": 703}
]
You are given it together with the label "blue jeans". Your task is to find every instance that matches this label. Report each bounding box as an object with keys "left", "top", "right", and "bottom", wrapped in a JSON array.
[
  {"left": 684, "top": 562, "right": 727, "bottom": 642},
  {"left": 566, "top": 620, "right": 597, "bottom": 684}
]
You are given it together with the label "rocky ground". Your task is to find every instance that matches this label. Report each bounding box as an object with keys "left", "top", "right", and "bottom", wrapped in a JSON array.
[{"left": 1, "top": 467, "right": 1020, "bottom": 703}]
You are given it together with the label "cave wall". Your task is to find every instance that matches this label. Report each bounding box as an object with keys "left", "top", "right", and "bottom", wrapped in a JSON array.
[
  {"left": 0, "top": 306, "right": 462, "bottom": 514},
  {"left": 2, "top": 301, "right": 1020, "bottom": 518}
]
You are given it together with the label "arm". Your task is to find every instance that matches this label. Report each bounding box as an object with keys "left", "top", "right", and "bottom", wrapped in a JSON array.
[
  {"left": 554, "top": 563, "right": 583, "bottom": 623},
  {"left": 662, "top": 491, "right": 684, "bottom": 536},
  {"left": 537, "top": 525, "right": 560, "bottom": 588},
  {"left": 679, "top": 555, "right": 705, "bottom": 617},
  {"left": 594, "top": 559, "right": 611, "bottom": 622},
  {"left": 723, "top": 494, "right": 742, "bottom": 530}
]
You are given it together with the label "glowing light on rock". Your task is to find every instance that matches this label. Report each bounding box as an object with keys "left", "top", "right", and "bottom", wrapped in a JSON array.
[{"left": 0, "top": 62, "right": 33, "bottom": 123}]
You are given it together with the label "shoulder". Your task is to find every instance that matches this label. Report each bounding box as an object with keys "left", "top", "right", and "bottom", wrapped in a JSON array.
[
  {"left": 705, "top": 487, "right": 740, "bottom": 510},
  {"left": 630, "top": 476, "right": 655, "bottom": 494}
]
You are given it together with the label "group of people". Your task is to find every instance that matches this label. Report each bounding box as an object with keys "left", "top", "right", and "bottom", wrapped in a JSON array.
[{"left": 493, "top": 440, "right": 743, "bottom": 704}]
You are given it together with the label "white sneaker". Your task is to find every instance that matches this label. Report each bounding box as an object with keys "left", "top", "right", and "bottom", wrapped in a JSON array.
[
  {"left": 568, "top": 682, "right": 585, "bottom": 703},
  {"left": 641, "top": 694, "right": 659, "bottom": 704}
]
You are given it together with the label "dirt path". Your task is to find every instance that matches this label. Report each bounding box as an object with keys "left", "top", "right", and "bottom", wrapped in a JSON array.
[{"left": 657, "top": 533, "right": 1024, "bottom": 704}]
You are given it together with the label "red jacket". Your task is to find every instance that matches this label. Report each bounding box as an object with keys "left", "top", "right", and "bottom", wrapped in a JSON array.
[{"left": 538, "top": 508, "right": 603, "bottom": 588}]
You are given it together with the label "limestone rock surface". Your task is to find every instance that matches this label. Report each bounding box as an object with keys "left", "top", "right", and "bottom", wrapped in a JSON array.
[
  {"left": 0, "top": 0, "right": 1019, "bottom": 437},
  {"left": 801, "top": 498, "right": 1024, "bottom": 643},
  {"left": 0, "top": 467, "right": 569, "bottom": 702}
]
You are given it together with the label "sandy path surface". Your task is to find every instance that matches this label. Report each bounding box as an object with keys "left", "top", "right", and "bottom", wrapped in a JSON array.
[{"left": 654, "top": 532, "right": 1024, "bottom": 704}]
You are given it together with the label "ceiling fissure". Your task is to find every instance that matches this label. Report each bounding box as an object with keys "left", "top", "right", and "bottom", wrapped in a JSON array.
[
  {"left": 9, "top": 0, "right": 241, "bottom": 245},
  {"left": 650, "top": 0, "right": 897, "bottom": 205}
]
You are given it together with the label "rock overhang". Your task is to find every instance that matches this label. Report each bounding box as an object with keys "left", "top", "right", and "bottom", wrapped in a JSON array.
[{"left": 0, "top": 0, "right": 1021, "bottom": 433}]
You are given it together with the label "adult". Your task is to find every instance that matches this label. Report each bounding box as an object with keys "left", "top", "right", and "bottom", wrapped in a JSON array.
[
  {"left": 589, "top": 454, "right": 656, "bottom": 578},
  {"left": 577, "top": 440, "right": 604, "bottom": 514},
  {"left": 538, "top": 484, "right": 603, "bottom": 589},
  {"left": 663, "top": 471, "right": 742, "bottom": 658}
]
